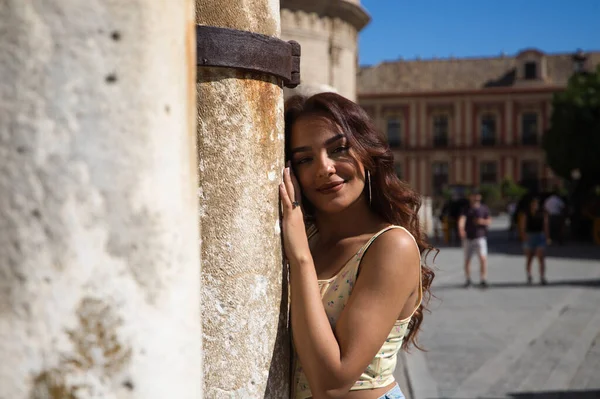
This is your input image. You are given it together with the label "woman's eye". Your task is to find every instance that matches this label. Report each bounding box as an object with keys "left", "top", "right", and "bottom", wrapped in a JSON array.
[
  {"left": 332, "top": 146, "right": 349, "bottom": 154},
  {"left": 295, "top": 157, "right": 312, "bottom": 165}
]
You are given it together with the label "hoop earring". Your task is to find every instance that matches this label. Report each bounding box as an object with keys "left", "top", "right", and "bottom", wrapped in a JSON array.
[{"left": 367, "top": 170, "right": 372, "bottom": 206}]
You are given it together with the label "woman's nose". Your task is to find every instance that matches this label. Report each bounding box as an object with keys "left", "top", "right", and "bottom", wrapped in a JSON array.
[{"left": 317, "top": 155, "right": 335, "bottom": 178}]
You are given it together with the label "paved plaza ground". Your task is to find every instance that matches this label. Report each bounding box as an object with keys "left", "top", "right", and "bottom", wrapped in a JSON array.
[{"left": 395, "top": 215, "right": 600, "bottom": 399}]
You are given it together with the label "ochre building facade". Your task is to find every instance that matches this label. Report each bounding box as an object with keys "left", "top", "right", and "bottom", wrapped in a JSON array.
[{"left": 358, "top": 49, "right": 600, "bottom": 197}]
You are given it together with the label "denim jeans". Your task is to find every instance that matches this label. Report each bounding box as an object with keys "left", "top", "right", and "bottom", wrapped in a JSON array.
[{"left": 377, "top": 384, "right": 405, "bottom": 399}]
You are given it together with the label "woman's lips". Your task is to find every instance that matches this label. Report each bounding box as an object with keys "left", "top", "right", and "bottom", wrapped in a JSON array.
[{"left": 317, "top": 181, "right": 345, "bottom": 194}]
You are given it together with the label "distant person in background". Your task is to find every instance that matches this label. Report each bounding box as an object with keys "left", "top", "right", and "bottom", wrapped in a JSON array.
[
  {"left": 439, "top": 198, "right": 451, "bottom": 242},
  {"left": 452, "top": 196, "right": 469, "bottom": 243},
  {"left": 440, "top": 194, "right": 464, "bottom": 245},
  {"left": 506, "top": 199, "right": 517, "bottom": 239},
  {"left": 458, "top": 189, "right": 492, "bottom": 288},
  {"left": 433, "top": 199, "right": 444, "bottom": 242},
  {"left": 519, "top": 197, "right": 550, "bottom": 285},
  {"left": 544, "top": 190, "right": 565, "bottom": 244}
]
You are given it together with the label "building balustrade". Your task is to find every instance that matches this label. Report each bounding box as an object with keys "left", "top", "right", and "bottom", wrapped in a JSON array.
[
  {"left": 521, "top": 135, "right": 539, "bottom": 145},
  {"left": 387, "top": 132, "right": 543, "bottom": 151},
  {"left": 433, "top": 136, "right": 449, "bottom": 147}
]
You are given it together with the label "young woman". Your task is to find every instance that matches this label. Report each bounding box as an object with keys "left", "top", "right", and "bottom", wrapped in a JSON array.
[
  {"left": 519, "top": 197, "right": 550, "bottom": 285},
  {"left": 279, "top": 93, "right": 435, "bottom": 399}
]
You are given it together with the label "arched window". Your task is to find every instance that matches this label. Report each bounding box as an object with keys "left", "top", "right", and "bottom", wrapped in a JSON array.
[
  {"left": 521, "top": 113, "right": 538, "bottom": 145},
  {"left": 394, "top": 163, "right": 403, "bottom": 179},
  {"left": 524, "top": 62, "right": 537, "bottom": 79},
  {"left": 386, "top": 117, "right": 402, "bottom": 147},
  {"left": 480, "top": 161, "right": 498, "bottom": 184},
  {"left": 480, "top": 114, "right": 496, "bottom": 146},
  {"left": 433, "top": 115, "right": 449, "bottom": 147},
  {"left": 432, "top": 162, "right": 449, "bottom": 195}
]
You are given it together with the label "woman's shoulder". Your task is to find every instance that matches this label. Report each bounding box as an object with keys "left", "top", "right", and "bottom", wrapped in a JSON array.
[
  {"left": 355, "top": 226, "right": 421, "bottom": 285},
  {"left": 363, "top": 226, "right": 420, "bottom": 264}
]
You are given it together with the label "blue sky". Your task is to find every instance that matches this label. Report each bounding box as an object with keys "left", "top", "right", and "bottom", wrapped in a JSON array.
[{"left": 359, "top": 0, "right": 600, "bottom": 65}]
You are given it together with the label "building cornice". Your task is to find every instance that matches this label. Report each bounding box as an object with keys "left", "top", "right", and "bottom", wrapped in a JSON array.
[
  {"left": 358, "top": 85, "right": 564, "bottom": 100},
  {"left": 281, "top": 0, "right": 370, "bottom": 32}
]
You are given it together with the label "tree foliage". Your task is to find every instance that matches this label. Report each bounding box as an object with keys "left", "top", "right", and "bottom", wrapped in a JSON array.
[
  {"left": 483, "top": 185, "right": 505, "bottom": 213},
  {"left": 543, "top": 65, "right": 600, "bottom": 183},
  {"left": 500, "top": 178, "right": 528, "bottom": 199}
]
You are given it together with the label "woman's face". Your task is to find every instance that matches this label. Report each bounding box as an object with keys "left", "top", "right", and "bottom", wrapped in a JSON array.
[{"left": 289, "top": 115, "right": 366, "bottom": 215}]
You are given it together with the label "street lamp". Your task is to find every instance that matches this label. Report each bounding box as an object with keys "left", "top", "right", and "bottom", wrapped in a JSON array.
[{"left": 570, "top": 168, "right": 584, "bottom": 240}]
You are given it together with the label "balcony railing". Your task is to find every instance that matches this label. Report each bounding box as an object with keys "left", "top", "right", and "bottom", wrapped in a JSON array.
[
  {"left": 388, "top": 139, "right": 402, "bottom": 149},
  {"left": 433, "top": 136, "right": 449, "bottom": 148},
  {"left": 521, "top": 135, "right": 538, "bottom": 145},
  {"left": 386, "top": 132, "right": 545, "bottom": 150},
  {"left": 480, "top": 174, "right": 498, "bottom": 184},
  {"left": 481, "top": 137, "right": 496, "bottom": 146}
]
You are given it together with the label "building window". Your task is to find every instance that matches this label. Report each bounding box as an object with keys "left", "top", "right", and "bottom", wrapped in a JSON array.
[
  {"left": 432, "top": 162, "right": 449, "bottom": 196},
  {"left": 521, "top": 113, "right": 538, "bottom": 145},
  {"left": 520, "top": 160, "right": 539, "bottom": 192},
  {"left": 433, "top": 115, "right": 449, "bottom": 147},
  {"left": 521, "top": 160, "right": 539, "bottom": 181},
  {"left": 480, "top": 114, "right": 496, "bottom": 146},
  {"left": 386, "top": 117, "right": 402, "bottom": 148},
  {"left": 480, "top": 161, "right": 497, "bottom": 184},
  {"left": 524, "top": 62, "right": 537, "bottom": 79},
  {"left": 394, "top": 163, "right": 403, "bottom": 179}
]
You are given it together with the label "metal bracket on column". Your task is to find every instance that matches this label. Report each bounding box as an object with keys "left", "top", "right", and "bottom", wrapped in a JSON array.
[{"left": 196, "top": 25, "right": 301, "bottom": 88}]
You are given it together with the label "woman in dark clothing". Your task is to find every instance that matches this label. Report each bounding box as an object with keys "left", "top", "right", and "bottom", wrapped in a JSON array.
[{"left": 518, "top": 197, "right": 550, "bottom": 285}]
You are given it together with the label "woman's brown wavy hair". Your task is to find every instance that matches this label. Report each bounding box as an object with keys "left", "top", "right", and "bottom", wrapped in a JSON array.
[{"left": 284, "top": 92, "right": 435, "bottom": 351}]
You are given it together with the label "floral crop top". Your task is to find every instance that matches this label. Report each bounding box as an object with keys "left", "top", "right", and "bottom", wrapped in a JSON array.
[{"left": 293, "top": 225, "right": 423, "bottom": 399}]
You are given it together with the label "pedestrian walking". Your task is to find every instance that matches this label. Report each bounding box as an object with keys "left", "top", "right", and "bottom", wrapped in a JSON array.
[
  {"left": 280, "top": 92, "right": 435, "bottom": 399},
  {"left": 519, "top": 197, "right": 550, "bottom": 285},
  {"left": 544, "top": 189, "right": 565, "bottom": 244},
  {"left": 458, "top": 188, "right": 492, "bottom": 288}
]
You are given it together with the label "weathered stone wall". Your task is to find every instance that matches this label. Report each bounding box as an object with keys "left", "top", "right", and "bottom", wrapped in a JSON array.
[
  {"left": 0, "top": 1, "right": 201, "bottom": 398},
  {"left": 196, "top": 1, "right": 289, "bottom": 397},
  {"left": 330, "top": 18, "right": 359, "bottom": 100},
  {"left": 280, "top": 9, "right": 331, "bottom": 95},
  {"left": 280, "top": 1, "right": 369, "bottom": 101}
]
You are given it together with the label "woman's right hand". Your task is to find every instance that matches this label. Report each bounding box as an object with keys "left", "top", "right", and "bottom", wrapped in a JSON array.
[{"left": 279, "top": 165, "right": 311, "bottom": 265}]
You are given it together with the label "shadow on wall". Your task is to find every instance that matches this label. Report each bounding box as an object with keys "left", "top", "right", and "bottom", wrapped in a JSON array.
[{"left": 483, "top": 68, "right": 517, "bottom": 87}]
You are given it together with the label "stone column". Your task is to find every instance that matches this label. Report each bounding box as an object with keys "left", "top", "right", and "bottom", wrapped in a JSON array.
[
  {"left": 407, "top": 101, "right": 415, "bottom": 148},
  {"left": 454, "top": 101, "right": 462, "bottom": 146},
  {"left": 419, "top": 100, "right": 427, "bottom": 147},
  {"left": 505, "top": 100, "right": 513, "bottom": 145},
  {"left": 196, "top": 1, "right": 289, "bottom": 398},
  {"left": 0, "top": 1, "right": 201, "bottom": 398},
  {"left": 465, "top": 99, "right": 473, "bottom": 146}
]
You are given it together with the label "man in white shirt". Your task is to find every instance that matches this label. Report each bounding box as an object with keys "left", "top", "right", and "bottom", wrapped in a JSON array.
[{"left": 544, "top": 192, "right": 565, "bottom": 244}]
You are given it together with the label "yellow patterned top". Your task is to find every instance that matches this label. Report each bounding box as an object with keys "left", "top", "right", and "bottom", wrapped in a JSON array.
[{"left": 293, "top": 225, "right": 422, "bottom": 399}]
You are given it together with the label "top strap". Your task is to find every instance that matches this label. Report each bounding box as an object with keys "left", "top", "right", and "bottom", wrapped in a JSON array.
[
  {"left": 357, "top": 225, "right": 421, "bottom": 261},
  {"left": 357, "top": 225, "right": 423, "bottom": 319}
]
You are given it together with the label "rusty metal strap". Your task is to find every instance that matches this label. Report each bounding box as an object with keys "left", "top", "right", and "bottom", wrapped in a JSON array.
[{"left": 196, "top": 25, "right": 301, "bottom": 88}]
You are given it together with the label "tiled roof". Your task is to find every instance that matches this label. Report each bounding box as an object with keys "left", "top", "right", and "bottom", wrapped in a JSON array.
[{"left": 357, "top": 50, "right": 600, "bottom": 95}]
